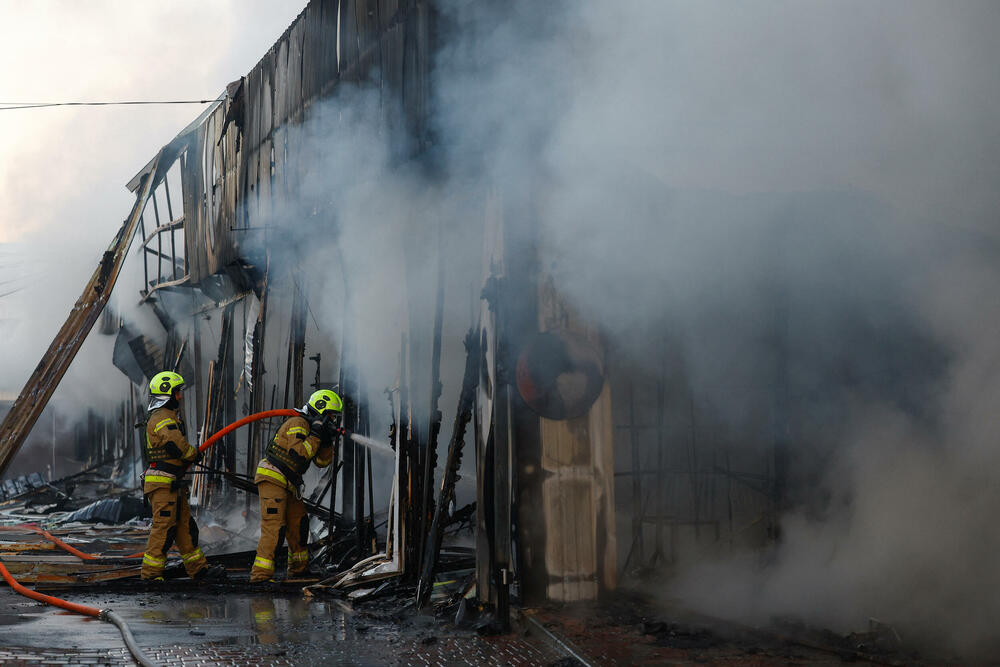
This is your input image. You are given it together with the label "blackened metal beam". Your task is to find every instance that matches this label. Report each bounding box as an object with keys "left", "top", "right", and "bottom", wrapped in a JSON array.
[
  {"left": 417, "top": 246, "right": 445, "bottom": 576},
  {"left": 291, "top": 278, "right": 307, "bottom": 407},
  {"left": 416, "top": 328, "right": 479, "bottom": 607}
]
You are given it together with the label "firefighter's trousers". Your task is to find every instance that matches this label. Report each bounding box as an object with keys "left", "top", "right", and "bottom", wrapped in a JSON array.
[
  {"left": 250, "top": 480, "right": 310, "bottom": 582},
  {"left": 141, "top": 485, "right": 208, "bottom": 579}
]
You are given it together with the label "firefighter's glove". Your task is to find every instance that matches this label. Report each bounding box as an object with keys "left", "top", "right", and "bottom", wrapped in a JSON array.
[
  {"left": 324, "top": 423, "right": 348, "bottom": 447},
  {"left": 309, "top": 417, "right": 328, "bottom": 441},
  {"left": 183, "top": 449, "right": 202, "bottom": 472}
]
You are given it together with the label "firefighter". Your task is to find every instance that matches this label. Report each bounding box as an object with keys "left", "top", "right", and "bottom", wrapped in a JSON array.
[
  {"left": 250, "top": 389, "right": 341, "bottom": 582},
  {"left": 140, "top": 371, "right": 225, "bottom": 581}
]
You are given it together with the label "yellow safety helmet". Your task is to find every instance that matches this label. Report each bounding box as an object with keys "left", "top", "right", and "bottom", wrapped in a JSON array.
[
  {"left": 150, "top": 371, "right": 186, "bottom": 396},
  {"left": 307, "top": 389, "right": 343, "bottom": 416}
]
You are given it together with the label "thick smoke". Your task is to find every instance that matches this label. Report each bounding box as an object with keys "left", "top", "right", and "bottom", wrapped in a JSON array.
[
  {"left": 6, "top": 0, "right": 996, "bottom": 654},
  {"left": 264, "top": 0, "right": 1000, "bottom": 657},
  {"left": 252, "top": 87, "right": 486, "bottom": 505},
  {"left": 482, "top": 0, "right": 1000, "bottom": 657}
]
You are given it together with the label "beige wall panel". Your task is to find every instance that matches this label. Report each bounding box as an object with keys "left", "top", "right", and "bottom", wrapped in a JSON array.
[{"left": 537, "top": 275, "right": 617, "bottom": 600}]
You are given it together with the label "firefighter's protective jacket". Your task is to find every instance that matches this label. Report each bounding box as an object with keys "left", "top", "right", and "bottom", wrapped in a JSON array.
[
  {"left": 254, "top": 415, "right": 334, "bottom": 494},
  {"left": 143, "top": 407, "right": 198, "bottom": 491}
]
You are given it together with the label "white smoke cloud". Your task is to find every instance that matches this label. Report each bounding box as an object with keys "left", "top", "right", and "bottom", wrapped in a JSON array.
[
  {"left": 453, "top": 1, "right": 1000, "bottom": 657},
  {"left": 247, "top": 7, "right": 1000, "bottom": 654}
]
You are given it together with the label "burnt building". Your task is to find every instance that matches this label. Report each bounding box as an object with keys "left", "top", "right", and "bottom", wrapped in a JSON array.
[{"left": 1, "top": 0, "right": 928, "bottom": 617}]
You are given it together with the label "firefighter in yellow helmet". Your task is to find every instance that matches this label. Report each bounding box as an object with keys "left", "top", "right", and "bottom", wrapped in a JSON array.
[
  {"left": 250, "top": 389, "right": 342, "bottom": 582},
  {"left": 140, "top": 371, "right": 225, "bottom": 581}
]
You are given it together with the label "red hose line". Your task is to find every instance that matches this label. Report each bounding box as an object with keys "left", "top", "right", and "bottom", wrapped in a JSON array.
[
  {"left": 198, "top": 409, "right": 298, "bottom": 453},
  {"left": 0, "top": 525, "right": 143, "bottom": 560},
  {"left": 39, "top": 528, "right": 99, "bottom": 560},
  {"left": 0, "top": 557, "right": 157, "bottom": 665},
  {"left": 0, "top": 524, "right": 100, "bottom": 560},
  {"left": 0, "top": 557, "right": 101, "bottom": 617}
]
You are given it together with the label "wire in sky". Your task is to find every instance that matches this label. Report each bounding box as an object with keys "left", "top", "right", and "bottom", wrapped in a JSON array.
[{"left": 0, "top": 99, "right": 218, "bottom": 112}]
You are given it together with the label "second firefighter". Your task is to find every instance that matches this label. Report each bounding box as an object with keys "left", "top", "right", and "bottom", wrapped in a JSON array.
[{"left": 250, "top": 389, "right": 342, "bottom": 582}]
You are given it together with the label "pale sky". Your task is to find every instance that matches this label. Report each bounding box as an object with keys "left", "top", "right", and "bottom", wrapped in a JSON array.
[
  {"left": 0, "top": 1, "right": 306, "bottom": 395},
  {"left": 1, "top": 1, "right": 305, "bottom": 242}
]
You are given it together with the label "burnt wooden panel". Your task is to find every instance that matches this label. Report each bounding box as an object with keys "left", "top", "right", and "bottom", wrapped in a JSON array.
[
  {"left": 352, "top": 0, "right": 377, "bottom": 82},
  {"left": 286, "top": 14, "right": 307, "bottom": 121},
  {"left": 217, "top": 103, "right": 241, "bottom": 273},
  {"left": 340, "top": 0, "right": 360, "bottom": 78},
  {"left": 273, "top": 38, "right": 292, "bottom": 129},
  {"left": 258, "top": 50, "right": 276, "bottom": 149},
  {"left": 301, "top": 1, "right": 323, "bottom": 104},
  {"left": 403, "top": 3, "right": 431, "bottom": 148},
  {"left": 181, "top": 129, "right": 208, "bottom": 283},
  {"left": 357, "top": 0, "right": 376, "bottom": 59},
  {"left": 316, "top": 0, "right": 340, "bottom": 95},
  {"left": 244, "top": 60, "right": 264, "bottom": 235}
]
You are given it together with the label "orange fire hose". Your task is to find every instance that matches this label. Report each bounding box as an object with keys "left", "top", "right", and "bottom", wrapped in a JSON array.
[
  {"left": 35, "top": 526, "right": 97, "bottom": 560},
  {"left": 0, "top": 524, "right": 140, "bottom": 560},
  {"left": 0, "top": 524, "right": 99, "bottom": 560},
  {"left": 0, "top": 557, "right": 100, "bottom": 616},
  {"left": 198, "top": 408, "right": 298, "bottom": 453},
  {"left": 0, "top": 556, "right": 156, "bottom": 664}
]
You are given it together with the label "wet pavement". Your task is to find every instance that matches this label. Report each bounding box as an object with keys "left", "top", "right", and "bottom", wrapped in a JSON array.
[
  {"left": 0, "top": 585, "right": 938, "bottom": 665},
  {"left": 0, "top": 588, "right": 566, "bottom": 666}
]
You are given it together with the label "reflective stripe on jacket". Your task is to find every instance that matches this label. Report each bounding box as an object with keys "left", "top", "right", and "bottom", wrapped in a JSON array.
[
  {"left": 143, "top": 407, "right": 197, "bottom": 492},
  {"left": 264, "top": 416, "right": 329, "bottom": 477},
  {"left": 256, "top": 415, "right": 334, "bottom": 492}
]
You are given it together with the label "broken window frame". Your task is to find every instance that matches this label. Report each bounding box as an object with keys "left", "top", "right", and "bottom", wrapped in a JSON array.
[{"left": 138, "top": 154, "right": 189, "bottom": 297}]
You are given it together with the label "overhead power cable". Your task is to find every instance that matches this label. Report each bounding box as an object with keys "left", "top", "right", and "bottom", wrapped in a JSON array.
[{"left": 0, "top": 99, "right": 218, "bottom": 112}]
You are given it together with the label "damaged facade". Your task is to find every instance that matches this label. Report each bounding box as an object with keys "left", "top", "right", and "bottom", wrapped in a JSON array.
[{"left": 1, "top": 0, "right": 794, "bottom": 623}]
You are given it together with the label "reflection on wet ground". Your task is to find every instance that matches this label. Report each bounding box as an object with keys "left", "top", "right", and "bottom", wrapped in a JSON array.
[
  {"left": 2, "top": 587, "right": 922, "bottom": 665},
  {"left": 0, "top": 589, "right": 404, "bottom": 649},
  {"left": 0, "top": 588, "right": 565, "bottom": 665}
]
